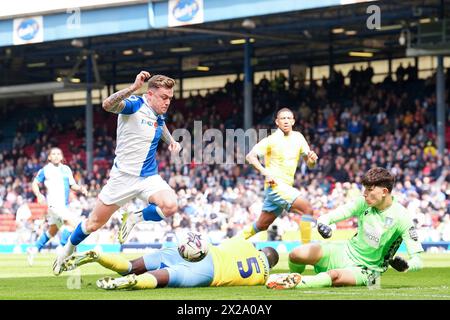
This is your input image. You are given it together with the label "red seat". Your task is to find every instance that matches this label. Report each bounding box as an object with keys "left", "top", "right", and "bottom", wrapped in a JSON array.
[
  {"left": 0, "top": 214, "right": 15, "bottom": 220},
  {"left": 0, "top": 225, "right": 15, "bottom": 232},
  {"left": 0, "top": 214, "right": 17, "bottom": 232},
  {"left": 28, "top": 203, "right": 48, "bottom": 220},
  {"left": 24, "top": 145, "right": 35, "bottom": 157}
]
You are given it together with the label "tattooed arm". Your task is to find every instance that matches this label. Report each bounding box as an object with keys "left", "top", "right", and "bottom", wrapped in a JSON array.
[
  {"left": 102, "top": 71, "right": 151, "bottom": 114},
  {"left": 161, "top": 124, "right": 175, "bottom": 144},
  {"left": 161, "top": 123, "right": 181, "bottom": 153}
]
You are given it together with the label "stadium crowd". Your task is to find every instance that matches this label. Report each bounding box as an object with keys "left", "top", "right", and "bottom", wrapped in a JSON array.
[{"left": 1, "top": 65, "right": 449, "bottom": 247}]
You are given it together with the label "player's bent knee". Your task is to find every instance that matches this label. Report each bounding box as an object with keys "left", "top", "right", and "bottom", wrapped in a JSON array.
[
  {"left": 305, "top": 204, "right": 313, "bottom": 214},
  {"left": 289, "top": 250, "right": 300, "bottom": 262},
  {"left": 163, "top": 203, "right": 178, "bottom": 217},
  {"left": 298, "top": 202, "right": 313, "bottom": 215},
  {"left": 159, "top": 199, "right": 178, "bottom": 217},
  {"left": 289, "top": 247, "right": 311, "bottom": 264}
]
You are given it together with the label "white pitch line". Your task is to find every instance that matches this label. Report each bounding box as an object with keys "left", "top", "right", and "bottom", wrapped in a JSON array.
[
  {"left": 397, "top": 286, "right": 449, "bottom": 291},
  {"left": 299, "top": 290, "right": 450, "bottom": 299}
]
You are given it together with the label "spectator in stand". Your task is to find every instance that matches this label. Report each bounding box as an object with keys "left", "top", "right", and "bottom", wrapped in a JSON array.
[
  {"left": 396, "top": 63, "right": 406, "bottom": 82},
  {"left": 0, "top": 69, "right": 448, "bottom": 246},
  {"left": 424, "top": 141, "right": 438, "bottom": 158},
  {"left": 12, "top": 132, "right": 26, "bottom": 150}
]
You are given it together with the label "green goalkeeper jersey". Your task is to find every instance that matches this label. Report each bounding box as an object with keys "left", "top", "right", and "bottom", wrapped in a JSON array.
[{"left": 320, "top": 196, "right": 424, "bottom": 272}]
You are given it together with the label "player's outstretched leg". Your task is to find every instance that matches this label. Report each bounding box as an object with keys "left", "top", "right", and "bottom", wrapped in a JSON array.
[
  {"left": 53, "top": 200, "right": 119, "bottom": 276},
  {"left": 63, "top": 249, "right": 100, "bottom": 271},
  {"left": 266, "top": 272, "right": 335, "bottom": 290},
  {"left": 265, "top": 273, "right": 302, "bottom": 290},
  {"left": 64, "top": 249, "right": 132, "bottom": 274}
]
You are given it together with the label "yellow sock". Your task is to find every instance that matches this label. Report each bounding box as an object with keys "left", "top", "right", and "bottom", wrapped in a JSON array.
[
  {"left": 133, "top": 273, "right": 158, "bottom": 289},
  {"left": 242, "top": 223, "right": 258, "bottom": 240},
  {"left": 98, "top": 253, "right": 132, "bottom": 275},
  {"left": 299, "top": 220, "right": 312, "bottom": 244}
]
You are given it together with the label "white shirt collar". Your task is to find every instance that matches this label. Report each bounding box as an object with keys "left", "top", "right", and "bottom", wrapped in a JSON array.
[{"left": 142, "top": 94, "right": 159, "bottom": 117}]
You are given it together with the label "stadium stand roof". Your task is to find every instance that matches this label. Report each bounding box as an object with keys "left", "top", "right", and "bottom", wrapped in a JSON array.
[{"left": 0, "top": 0, "right": 446, "bottom": 87}]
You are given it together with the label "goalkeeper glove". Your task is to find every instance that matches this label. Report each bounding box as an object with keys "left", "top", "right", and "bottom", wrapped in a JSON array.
[
  {"left": 317, "top": 223, "right": 332, "bottom": 239},
  {"left": 389, "top": 256, "right": 409, "bottom": 272}
]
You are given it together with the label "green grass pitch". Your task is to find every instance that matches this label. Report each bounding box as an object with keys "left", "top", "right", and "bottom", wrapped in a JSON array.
[{"left": 0, "top": 252, "right": 449, "bottom": 300}]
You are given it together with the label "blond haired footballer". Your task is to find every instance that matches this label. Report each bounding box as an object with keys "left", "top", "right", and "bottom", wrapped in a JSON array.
[{"left": 53, "top": 72, "right": 181, "bottom": 275}]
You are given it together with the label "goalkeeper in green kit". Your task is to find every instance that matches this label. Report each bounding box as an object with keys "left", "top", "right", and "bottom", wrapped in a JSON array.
[{"left": 266, "top": 167, "right": 424, "bottom": 290}]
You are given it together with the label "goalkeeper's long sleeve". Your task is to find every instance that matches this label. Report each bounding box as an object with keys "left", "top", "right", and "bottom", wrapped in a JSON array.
[
  {"left": 407, "top": 253, "right": 423, "bottom": 272},
  {"left": 318, "top": 197, "right": 366, "bottom": 225}
]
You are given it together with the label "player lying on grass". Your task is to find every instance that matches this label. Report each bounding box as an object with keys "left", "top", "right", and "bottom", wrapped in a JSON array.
[
  {"left": 266, "top": 167, "right": 424, "bottom": 290},
  {"left": 62, "top": 236, "right": 279, "bottom": 290}
]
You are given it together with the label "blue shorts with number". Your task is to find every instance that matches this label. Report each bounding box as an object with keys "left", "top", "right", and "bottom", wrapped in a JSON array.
[
  {"left": 262, "top": 184, "right": 301, "bottom": 216},
  {"left": 142, "top": 247, "right": 214, "bottom": 287}
]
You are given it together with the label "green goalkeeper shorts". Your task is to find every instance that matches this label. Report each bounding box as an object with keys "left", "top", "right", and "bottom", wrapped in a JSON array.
[{"left": 314, "top": 242, "right": 380, "bottom": 286}]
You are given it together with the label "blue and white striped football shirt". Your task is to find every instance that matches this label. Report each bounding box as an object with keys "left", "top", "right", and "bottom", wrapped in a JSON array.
[{"left": 113, "top": 94, "right": 165, "bottom": 177}]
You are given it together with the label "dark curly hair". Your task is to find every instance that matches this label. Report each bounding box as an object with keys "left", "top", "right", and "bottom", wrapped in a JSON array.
[{"left": 361, "top": 167, "right": 395, "bottom": 192}]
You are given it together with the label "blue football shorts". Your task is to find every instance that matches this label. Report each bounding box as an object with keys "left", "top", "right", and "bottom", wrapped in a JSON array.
[
  {"left": 142, "top": 247, "right": 214, "bottom": 287},
  {"left": 262, "top": 184, "right": 301, "bottom": 216}
]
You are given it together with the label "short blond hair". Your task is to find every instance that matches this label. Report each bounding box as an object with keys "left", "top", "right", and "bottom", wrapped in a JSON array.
[{"left": 148, "top": 75, "right": 175, "bottom": 90}]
